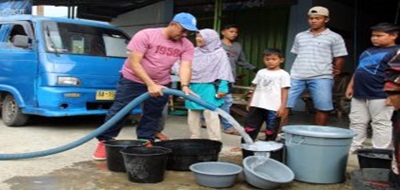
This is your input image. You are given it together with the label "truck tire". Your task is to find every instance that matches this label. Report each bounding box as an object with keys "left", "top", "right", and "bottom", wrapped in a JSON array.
[{"left": 2, "top": 95, "right": 29, "bottom": 126}]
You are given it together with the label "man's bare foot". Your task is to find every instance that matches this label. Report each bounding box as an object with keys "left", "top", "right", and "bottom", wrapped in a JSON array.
[{"left": 155, "top": 132, "right": 169, "bottom": 141}]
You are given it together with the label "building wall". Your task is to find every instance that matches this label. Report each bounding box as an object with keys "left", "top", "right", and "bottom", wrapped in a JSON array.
[
  {"left": 110, "top": 0, "right": 173, "bottom": 37},
  {"left": 226, "top": 7, "right": 291, "bottom": 86}
]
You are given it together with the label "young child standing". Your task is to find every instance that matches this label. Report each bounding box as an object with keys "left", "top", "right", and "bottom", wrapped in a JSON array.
[
  {"left": 346, "top": 22, "right": 399, "bottom": 153},
  {"left": 242, "top": 48, "right": 290, "bottom": 149}
]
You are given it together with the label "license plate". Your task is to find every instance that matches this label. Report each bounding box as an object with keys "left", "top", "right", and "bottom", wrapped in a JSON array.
[{"left": 96, "top": 90, "right": 116, "bottom": 100}]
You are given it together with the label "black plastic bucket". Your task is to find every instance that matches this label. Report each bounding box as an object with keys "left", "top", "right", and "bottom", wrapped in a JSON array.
[
  {"left": 104, "top": 140, "right": 145, "bottom": 172},
  {"left": 121, "top": 146, "right": 171, "bottom": 183},
  {"left": 154, "top": 139, "right": 222, "bottom": 171},
  {"left": 356, "top": 148, "right": 393, "bottom": 169}
]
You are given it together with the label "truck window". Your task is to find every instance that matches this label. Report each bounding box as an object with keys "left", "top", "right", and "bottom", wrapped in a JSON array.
[
  {"left": 0, "top": 23, "right": 31, "bottom": 49},
  {"left": 43, "top": 21, "right": 129, "bottom": 57},
  {"left": 9, "top": 24, "right": 27, "bottom": 41}
]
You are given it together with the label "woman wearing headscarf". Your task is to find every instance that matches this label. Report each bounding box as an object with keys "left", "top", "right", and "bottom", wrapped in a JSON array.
[{"left": 185, "top": 29, "right": 234, "bottom": 141}]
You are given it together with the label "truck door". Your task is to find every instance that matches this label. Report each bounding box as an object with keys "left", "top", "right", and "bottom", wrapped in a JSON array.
[{"left": 0, "top": 22, "right": 38, "bottom": 115}]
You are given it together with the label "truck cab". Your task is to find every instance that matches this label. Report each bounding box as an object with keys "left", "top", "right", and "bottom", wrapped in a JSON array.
[{"left": 0, "top": 15, "right": 134, "bottom": 126}]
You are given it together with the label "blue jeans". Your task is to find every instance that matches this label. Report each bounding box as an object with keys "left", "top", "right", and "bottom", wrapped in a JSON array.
[
  {"left": 287, "top": 78, "right": 334, "bottom": 111},
  {"left": 265, "top": 110, "right": 279, "bottom": 131},
  {"left": 97, "top": 77, "right": 169, "bottom": 142},
  {"left": 220, "top": 93, "right": 233, "bottom": 130}
]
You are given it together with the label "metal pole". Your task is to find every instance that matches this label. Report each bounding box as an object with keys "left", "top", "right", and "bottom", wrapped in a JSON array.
[
  {"left": 67, "top": 6, "right": 71, "bottom": 18},
  {"left": 72, "top": 6, "right": 75, "bottom": 19},
  {"left": 213, "top": 0, "right": 222, "bottom": 31},
  {"left": 395, "top": 0, "right": 400, "bottom": 24},
  {"left": 353, "top": 0, "right": 358, "bottom": 68}
]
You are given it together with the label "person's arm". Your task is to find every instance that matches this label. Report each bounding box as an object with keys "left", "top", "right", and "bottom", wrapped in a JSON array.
[
  {"left": 179, "top": 60, "right": 192, "bottom": 95},
  {"left": 332, "top": 56, "right": 345, "bottom": 76},
  {"left": 277, "top": 87, "right": 289, "bottom": 117},
  {"left": 128, "top": 51, "right": 163, "bottom": 97},
  {"left": 216, "top": 80, "right": 229, "bottom": 98},
  {"left": 236, "top": 50, "right": 256, "bottom": 71},
  {"left": 246, "top": 85, "right": 256, "bottom": 111},
  {"left": 345, "top": 74, "right": 355, "bottom": 99}
]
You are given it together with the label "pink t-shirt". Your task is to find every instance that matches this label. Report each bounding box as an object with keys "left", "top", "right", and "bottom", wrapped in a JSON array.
[{"left": 122, "top": 28, "right": 194, "bottom": 85}]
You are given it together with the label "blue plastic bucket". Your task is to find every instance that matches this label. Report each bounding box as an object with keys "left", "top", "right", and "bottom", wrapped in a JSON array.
[{"left": 283, "top": 125, "right": 356, "bottom": 184}]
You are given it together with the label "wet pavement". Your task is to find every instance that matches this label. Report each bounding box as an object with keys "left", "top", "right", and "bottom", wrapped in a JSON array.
[{"left": 0, "top": 111, "right": 362, "bottom": 190}]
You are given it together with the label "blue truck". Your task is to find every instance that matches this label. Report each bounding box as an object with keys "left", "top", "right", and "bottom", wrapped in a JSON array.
[{"left": 0, "top": 15, "right": 136, "bottom": 126}]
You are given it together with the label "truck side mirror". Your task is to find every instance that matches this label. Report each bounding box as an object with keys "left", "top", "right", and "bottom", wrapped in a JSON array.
[{"left": 12, "top": 35, "right": 30, "bottom": 48}]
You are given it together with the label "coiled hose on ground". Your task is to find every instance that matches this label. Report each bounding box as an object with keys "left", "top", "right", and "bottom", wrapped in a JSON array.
[{"left": 0, "top": 88, "right": 217, "bottom": 160}]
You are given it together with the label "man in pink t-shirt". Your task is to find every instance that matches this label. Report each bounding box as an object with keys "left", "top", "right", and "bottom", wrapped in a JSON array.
[{"left": 93, "top": 12, "right": 198, "bottom": 161}]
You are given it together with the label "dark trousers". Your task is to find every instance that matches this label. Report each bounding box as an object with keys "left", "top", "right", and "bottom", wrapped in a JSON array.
[
  {"left": 241, "top": 107, "right": 281, "bottom": 158},
  {"left": 242, "top": 107, "right": 280, "bottom": 141},
  {"left": 97, "top": 77, "right": 169, "bottom": 142}
]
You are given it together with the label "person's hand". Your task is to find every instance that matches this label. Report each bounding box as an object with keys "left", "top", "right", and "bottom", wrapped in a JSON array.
[
  {"left": 345, "top": 87, "right": 353, "bottom": 99},
  {"left": 148, "top": 84, "right": 164, "bottom": 97},
  {"left": 181, "top": 85, "right": 193, "bottom": 96},
  {"left": 216, "top": 92, "right": 226, "bottom": 98},
  {"left": 276, "top": 107, "right": 286, "bottom": 117},
  {"left": 332, "top": 68, "right": 341, "bottom": 75},
  {"left": 385, "top": 97, "right": 393, "bottom": 106},
  {"left": 279, "top": 108, "right": 289, "bottom": 118},
  {"left": 332, "top": 64, "right": 341, "bottom": 75}
]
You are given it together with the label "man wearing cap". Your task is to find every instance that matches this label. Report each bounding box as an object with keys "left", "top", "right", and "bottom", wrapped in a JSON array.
[
  {"left": 384, "top": 52, "right": 400, "bottom": 189},
  {"left": 92, "top": 12, "right": 198, "bottom": 160},
  {"left": 284, "top": 6, "right": 348, "bottom": 126}
]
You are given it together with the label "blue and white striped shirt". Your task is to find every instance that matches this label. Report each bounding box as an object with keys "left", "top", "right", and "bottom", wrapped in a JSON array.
[{"left": 290, "top": 28, "right": 348, "bottom": 79}]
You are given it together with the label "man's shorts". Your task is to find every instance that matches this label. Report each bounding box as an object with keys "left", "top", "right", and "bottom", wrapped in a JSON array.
[{"left": 287, "top": 78, "right": 334, "bottom": 111}]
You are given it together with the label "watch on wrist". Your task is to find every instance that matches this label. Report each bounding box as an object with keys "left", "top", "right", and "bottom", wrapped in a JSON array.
[{"left": 181, "top": 84, "right": 189, "bottom": 88}]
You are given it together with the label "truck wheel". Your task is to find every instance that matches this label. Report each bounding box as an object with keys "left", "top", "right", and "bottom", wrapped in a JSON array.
[{"left": 2, "top": 95, "right": 29, "bottom": 126}]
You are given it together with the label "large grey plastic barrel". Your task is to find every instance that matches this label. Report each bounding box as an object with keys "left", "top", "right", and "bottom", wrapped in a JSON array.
[{"left": 283, "top": 125, "right": 356, "bottom": 184}]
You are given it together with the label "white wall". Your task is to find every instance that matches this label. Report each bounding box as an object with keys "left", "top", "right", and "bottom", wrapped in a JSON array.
[
  {"left": 32, "top": 6, "right": 68, "bottom": 17},
  {"left": 111, "top": 0, "right": 173, "bottom": 37}
]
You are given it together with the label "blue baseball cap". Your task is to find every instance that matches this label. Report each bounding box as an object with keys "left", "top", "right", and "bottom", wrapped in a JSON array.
[{"left": 172, "top": 12, "right": 198, "bottom": 31}]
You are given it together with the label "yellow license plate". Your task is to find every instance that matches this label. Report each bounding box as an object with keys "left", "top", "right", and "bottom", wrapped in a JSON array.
[{"left": 96, "top": 90, "right": 116, "bottom": 100}]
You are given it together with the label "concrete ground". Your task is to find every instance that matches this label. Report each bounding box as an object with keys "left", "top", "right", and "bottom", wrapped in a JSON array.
[{"left": 0, "top": 111, "right": 362, "bottom": 190}]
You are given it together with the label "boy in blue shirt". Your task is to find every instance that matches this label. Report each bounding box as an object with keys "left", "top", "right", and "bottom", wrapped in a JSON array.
[{"left": 346, "top": 22, "right": 399, "bottom": 153}]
